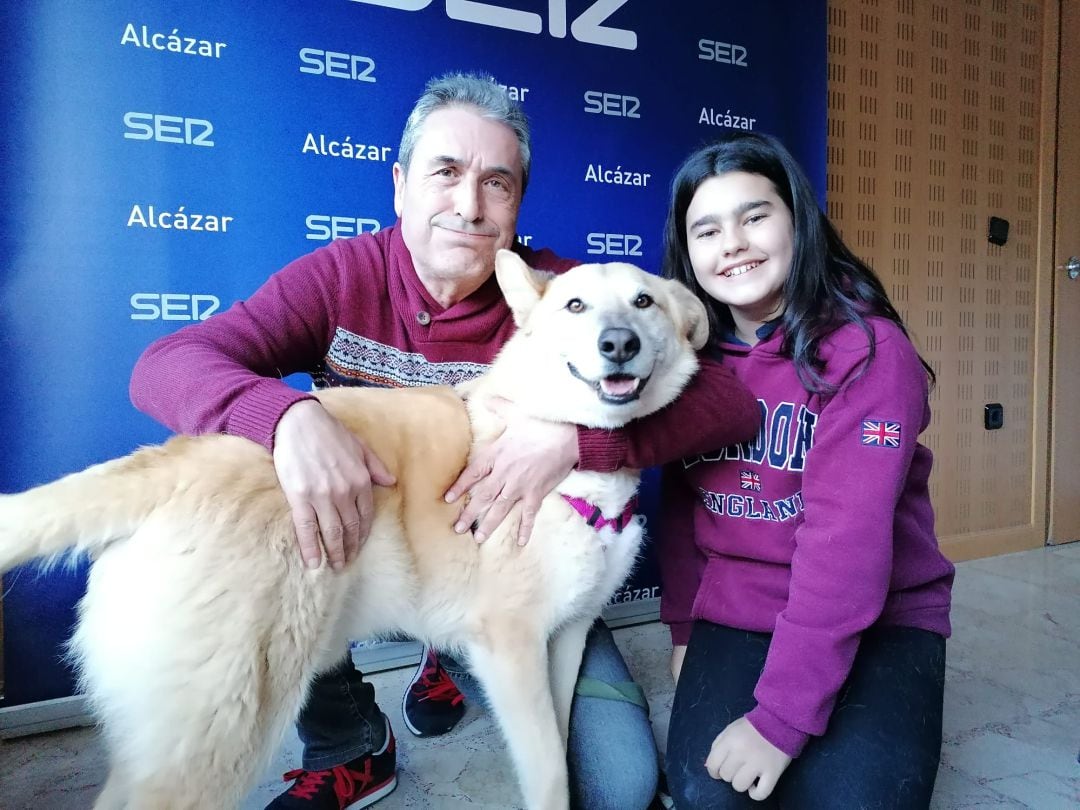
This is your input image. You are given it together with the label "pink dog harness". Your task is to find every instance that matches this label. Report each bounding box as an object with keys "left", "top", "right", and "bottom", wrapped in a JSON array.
[{"left": 561, "top": 495, "right": 639, "bottom": 534}]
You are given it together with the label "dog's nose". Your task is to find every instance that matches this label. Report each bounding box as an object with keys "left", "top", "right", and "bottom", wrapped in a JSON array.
[{"left": 598, "top": 328, "right": 641, "bottom": 364}]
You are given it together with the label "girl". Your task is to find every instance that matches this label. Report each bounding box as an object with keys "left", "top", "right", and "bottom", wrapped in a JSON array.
[{"left": 659, "top": 132, "right": 954, "bottom": 808}]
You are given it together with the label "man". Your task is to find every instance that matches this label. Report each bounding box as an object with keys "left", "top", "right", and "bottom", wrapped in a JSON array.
[{"left": 130, "top": 73, "right": 760, "bottom": 810}]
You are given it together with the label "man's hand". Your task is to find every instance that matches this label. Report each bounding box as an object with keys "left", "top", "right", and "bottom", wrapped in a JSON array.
[
  {"left": 705, "top": 716, "right": 792, "bottom": 802},
  {"left": 670, "top": 644, "right": 687, "bottom": 684},
  {"left": 445, "top": 398, "right": 578, "bottom": 545},
  {"left": 273, "top": 400, "right": 396, "bottom": 570}
]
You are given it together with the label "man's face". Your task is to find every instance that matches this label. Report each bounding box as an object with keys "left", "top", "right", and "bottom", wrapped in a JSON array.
[{"left": 393, "top": 105, "right": 524, "bottom": 301}]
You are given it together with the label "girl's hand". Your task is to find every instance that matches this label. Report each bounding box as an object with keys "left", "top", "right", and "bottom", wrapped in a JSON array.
[
  {"left": 705, "top": 716, "right": 792, "bottom": 801},
  {"left": 670, "top": 644, "right": 687, "bottom": 684}
]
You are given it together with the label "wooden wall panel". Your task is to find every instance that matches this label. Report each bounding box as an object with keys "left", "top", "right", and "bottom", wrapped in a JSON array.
[{"left": 827, "top": 0, "right": 1053, "bottom": 559}]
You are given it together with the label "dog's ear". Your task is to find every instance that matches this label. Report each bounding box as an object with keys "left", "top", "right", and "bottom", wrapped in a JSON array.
[
  {"left": 495, "top": 249, "right": 551, "bottom": 327},
  {"left": 662, "top": 277, "right": 710, "bottom": 350}
]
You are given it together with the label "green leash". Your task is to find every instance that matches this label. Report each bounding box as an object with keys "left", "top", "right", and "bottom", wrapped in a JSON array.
[{"left": 574, "top": 676, "right": 649, "bottom": 711}]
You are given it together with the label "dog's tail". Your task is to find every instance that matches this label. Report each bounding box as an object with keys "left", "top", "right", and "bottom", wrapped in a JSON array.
[{"left": 0, "top": 442, "right": 185, "bottom": 574}]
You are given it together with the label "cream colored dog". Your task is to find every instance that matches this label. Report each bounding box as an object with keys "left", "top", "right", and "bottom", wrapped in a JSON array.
[{"left": 0, "top": 251, "right": 708, "bottom": 810}]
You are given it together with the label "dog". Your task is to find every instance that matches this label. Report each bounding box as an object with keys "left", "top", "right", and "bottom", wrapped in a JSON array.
[{"left": 0, "top": 250, "right": 708, "bottom": 810}]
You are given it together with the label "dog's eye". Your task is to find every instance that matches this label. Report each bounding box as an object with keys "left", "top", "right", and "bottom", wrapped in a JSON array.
[
  {"left": 566, "top": 298, "right": 586, "bottom": 313},
  {"left": 633, "top": 293, "right": 654, "bottom": 309}
]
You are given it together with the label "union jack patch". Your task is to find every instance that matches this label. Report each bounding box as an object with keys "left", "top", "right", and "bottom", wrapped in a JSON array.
[
  {"left": 862, "top": 420, "right": 901, "bottom": 448},
  {"left": 739, "top": 469, "right": 761, "bottom": 491}
]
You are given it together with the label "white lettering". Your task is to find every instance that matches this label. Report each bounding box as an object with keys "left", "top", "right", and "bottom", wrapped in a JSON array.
[
  {"left": 302, "top": 133, "right": 392, "bottom": 161},
  {"left": 298, "top": 48, "right": 376, "bottom": 82},
  {"left": 584, "top": 163, "right": 651, "bottom": 187},
  {"left": 346, "top": 0, "right": 637, "bottom": 50},
  {"left": 447, "top": 0, "right": 540, "bottom": 34},
  {"left": 350, "top": 0, "right": 432, "bottom": 8},
  {"left": 570, "top": 0, "right": 635, "bottom": 50},
  {"left": 698, "top": 38, "right": 749, "bottom": 67},
  {"left": 123, "top": 113, "right": 215, "bottom": 147},
  {"left": 698, "top": 107, "right": 757, "bottom": 130},
  {"left": 497, "top": 82, "right": 529, "bottom": 101},
  {"left": 607, "top": 585, "right": 660, "bottom": 605},
  {"left": 305, "top": 214, "right": 382, "bottom": 241},
  {"left": 130, "top": 293, "right": 221, "bottom": 321},
  {"left": 586, "top": 233, "right": 643, "bottom": 257},
  {"left": 584, "top": 91, "right": 640, "bottom": 118},
  {"left": 120, "top": 23, "right": 227, "bottom": 58},
  {"left": 127, "top": 204, "right": 233, "bottom": 233}
]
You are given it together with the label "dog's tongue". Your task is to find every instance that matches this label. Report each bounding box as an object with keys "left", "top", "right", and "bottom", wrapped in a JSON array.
[{"left": 600, "top": 376, "right": 639, "bottom": 397}]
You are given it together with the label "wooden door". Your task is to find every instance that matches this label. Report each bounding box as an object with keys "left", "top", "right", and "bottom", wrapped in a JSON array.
[{"left": 1049, "top": 0, "right": 1080, "bottom": 543}]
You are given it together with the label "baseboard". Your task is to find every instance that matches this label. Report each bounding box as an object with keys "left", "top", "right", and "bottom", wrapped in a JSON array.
[
  {"left": 0, "top": 604, "right": 663, "bottom": 740},
  {"left": 0, "top": 695, "right": 95, "bottom": 740}
]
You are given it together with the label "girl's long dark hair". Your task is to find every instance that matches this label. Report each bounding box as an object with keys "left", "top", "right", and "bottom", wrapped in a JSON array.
[{"left": 662, "top": 132, "right": 934, "bottom": 393}]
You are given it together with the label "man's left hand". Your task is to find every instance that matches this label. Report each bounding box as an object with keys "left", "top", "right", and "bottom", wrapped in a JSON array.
[
  {"left": 705, "top": 716, "right": 792, "bottom": 802},
  {"left": 445, "top": 397, "right": 578, "bottom": 545}
]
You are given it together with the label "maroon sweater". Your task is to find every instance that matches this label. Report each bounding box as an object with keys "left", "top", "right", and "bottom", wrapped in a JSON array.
[
  {"left": 130, "top": 222, "right": 760, "bottom": 474},
  {"left": 660, "top": 319, "right": 954, "bottom": 757}
]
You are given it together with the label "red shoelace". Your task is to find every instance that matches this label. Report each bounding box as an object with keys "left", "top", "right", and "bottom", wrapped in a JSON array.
[
  {"left": 414, "top": 665, "right": 465, "bottom": 705},
  {"left": 283, "top": 760, "right": 372, "bottom": 803}
]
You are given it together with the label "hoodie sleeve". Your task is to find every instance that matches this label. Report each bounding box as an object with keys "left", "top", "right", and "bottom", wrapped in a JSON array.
[
  {"left": 658, "top": 464, "right": 707, "bottom": 645},
  {"left": 745, "top": 325, "right": 931, "bottom": 757},
  {"left": 576, "top": 356, "right": 762, "bottom": 472}
]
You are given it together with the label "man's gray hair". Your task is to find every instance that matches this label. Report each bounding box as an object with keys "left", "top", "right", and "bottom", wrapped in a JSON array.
[{"left": 398, "top": 72, "right": 531, "bottom": 192}]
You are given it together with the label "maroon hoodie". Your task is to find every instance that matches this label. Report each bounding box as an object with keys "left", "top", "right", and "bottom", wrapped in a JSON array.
[{"left": 660, "top": 317, "right": 954, "bottom": 757}]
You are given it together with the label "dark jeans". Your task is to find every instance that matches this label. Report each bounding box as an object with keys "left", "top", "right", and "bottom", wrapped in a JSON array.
[
  {"left": 297, "top": 621, "right": 658, "bottom": 810},
  {"left": 667, "top": 621, "right": 946, "bottom": 810},
  {"left": 296, "top": 655, "right": 386, "bottom": 771}
]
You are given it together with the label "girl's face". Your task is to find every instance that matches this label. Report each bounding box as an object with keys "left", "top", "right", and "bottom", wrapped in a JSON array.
[{"left": 684, "top": 171, "right": 795, "bottom": 342}]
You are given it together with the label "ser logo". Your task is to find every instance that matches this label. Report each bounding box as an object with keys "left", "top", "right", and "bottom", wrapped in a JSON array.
[
  {"left": 299, "top": 48, "right": 376, "bottom": 82},
  {"left": 123, "top": 112, "right": 214, "bottom": 146},
  {"left": 583, "top": 91, "right": 640, "bottom": 119},
  {"left": 586, "top": 232, "right": 642, "bottom": 257},
  {"left": 306, "top": 215, "right": 382, "bottom": 241},
  {"left": 348, "top": 0, "right": 637, "bottom": 50},
  {"left": 698, "top": 38, "right": 749, "bottom": 67},
  {"left": 130, "top": 293, "right": 220, "bottom": 321}
]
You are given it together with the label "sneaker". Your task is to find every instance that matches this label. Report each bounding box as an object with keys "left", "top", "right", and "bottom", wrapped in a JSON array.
[
  {"left": 401, "top": 644, "right": 466, "bottom": 737},
  {"left": 649, "top": 770, "right": 675, "bottom": 810},
  {"left": 267, "top": 715, "right": 397, "bottom": 809}
]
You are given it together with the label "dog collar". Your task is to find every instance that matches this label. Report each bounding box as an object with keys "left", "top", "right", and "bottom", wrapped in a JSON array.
[{"left": 561, "top": 495, "right": 639, "bottom": 534}]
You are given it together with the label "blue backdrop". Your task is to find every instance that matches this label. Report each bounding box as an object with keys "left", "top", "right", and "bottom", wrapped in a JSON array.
[{"left": 0, "top": 0, "right": 825, "bottom": 707}]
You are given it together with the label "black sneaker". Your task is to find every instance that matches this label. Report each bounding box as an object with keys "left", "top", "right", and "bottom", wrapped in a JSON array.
[
  {"left": 401, "top": 645, "right": 466, "bottom": 737},
  {"left": 267, "top": 715, "right": 397, "bottom": 809}
]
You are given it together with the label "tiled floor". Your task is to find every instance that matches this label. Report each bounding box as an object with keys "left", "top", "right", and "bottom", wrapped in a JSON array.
[{"left": 2, "top": 544, "right": 1078, "bottom": 809}]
